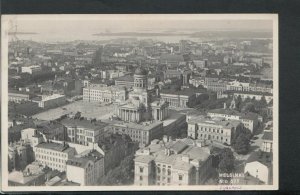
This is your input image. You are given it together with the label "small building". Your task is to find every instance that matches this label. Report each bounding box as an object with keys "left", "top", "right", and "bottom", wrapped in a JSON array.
[
  {"left": 21, "top": 65, "right": 42, "bottom": 74},
  {"left": 66, "top": 150, "right": 104, "bottom": 186},
  {"left": 244, "top": 152, "right": 272, "bottom": 185},
  {"left": 32, "top": 94, "right": 66, "bottom": 109}
]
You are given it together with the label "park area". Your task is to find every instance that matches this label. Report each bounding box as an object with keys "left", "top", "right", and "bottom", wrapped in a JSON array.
[{"left": 32, "top": 100, "right": 115, "bottom": 121}]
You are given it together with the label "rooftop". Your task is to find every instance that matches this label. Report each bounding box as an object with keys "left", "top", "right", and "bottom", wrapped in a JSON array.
[
  {"left": 188, "top": 116, "right": 241, "bottom": 128},
  {"left": 115, "top": 75, "right": 134, "bottom": 82},
  {"left": 135, "top": 138, "right": 211, "bottom": 170},
  {"left": 208, "top": 108, "right": 259, "bottom": 120},
  {"left": 246, "top": 150, "right": 273, "bottom": 167},
  {"left": 60, "top": 118, "right": 108, "bottom": 131},
  {"left": 104, "top": 119, "right": 163, "bottom": 131},
  {"left": 262, "top": 131, "right": 273, "bottom": 141},
  {"left": 160, "top": 88, "right": 196, "bottom": 97},
  {"left": 67, "top": 150, "right": 103, "bottom": 168},
  {"left": 36, "top": 142, "right": 74, "bottom": 153}
]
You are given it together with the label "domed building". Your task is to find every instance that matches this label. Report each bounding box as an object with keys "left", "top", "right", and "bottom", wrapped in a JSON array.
[{"left": 115, "top": 67, "right": 169, "bottom": 123}]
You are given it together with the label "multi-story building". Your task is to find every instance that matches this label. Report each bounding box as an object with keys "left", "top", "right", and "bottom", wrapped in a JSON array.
[
  {"left": 134, "top": 137, "right": 214, "bottom": 186},
  {"left": 164, "top": 69, "right": 182, "bottom": 80},
  {"left": 8, "top": 90, "right": 33, "bottom": 103},
  {"left": 226, "top": 80, "right": 251, "bottom": 91},
  {"left": 189, "top": 77, "right": 205, "bottom": 88},
  {"left": 261, "top": 130, "right": 273, "bottom": 153},
  {"left": 249, "top": 83, "right": 273, "bottom": 94},
  {"left": 244, "top": 151, "right": 272, "bottom": 185},
  {"left": 83, "top": 85, "right": 126, "bottom": 103},
  {"left": 35, "top": 142, "right": 76, "bottom": 172},
  {"left": 187, "top": 116, "right": 241, "bottom": 145},
  {"left": 105, "top": 119, "right": 163, "bottom": 147},
  {"left": 207, "top": 109, "right": 260, "bottom": 133},
  {"left": 205, "top": 77, "right": 227, "bottom": 92},
  {"left": 60, "top": 118, "right": 108, "bottom": 145},
  {"left": 32, "top": 94, "right": 66, "bottom": 109},
  {"left": 21, "top": 65, "right": 41, "bottom": 74},
  {"left": 114, "top": 75, "right": 134, "bottom": 89},
  {"left": 160, "top": 89, "right": 196, "bottom": 109},
  {"left": 66, "top": 150, "right": 104, "bottom": 186}
]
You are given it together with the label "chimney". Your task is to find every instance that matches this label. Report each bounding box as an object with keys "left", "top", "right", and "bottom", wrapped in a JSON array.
[
  {"left": 163, "top": 135, "right": 169, "bottom": 143},
  {"left": 182, "top": 155, "right": 190, "bottom": 163}
]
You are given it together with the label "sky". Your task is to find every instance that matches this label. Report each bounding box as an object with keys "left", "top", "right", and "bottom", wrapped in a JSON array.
[{"left": 3, "top": 14, "right": 275, "bottom": 42}]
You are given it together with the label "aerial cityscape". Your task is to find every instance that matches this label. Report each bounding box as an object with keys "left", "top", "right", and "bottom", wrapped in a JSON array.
[{"left": 4, "top": 15, "right": 275, "bottom": 188}]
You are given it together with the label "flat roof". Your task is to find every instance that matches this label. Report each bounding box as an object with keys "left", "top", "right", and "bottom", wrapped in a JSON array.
[
  {"left": 60, "top": 118, "right": 108, "bottom": 130},
  {"left": 36, "top": 142, "right": 74, "bottom": 153},
  {"left": 188, "top": 116, "right": 241, "bottom": 128},
  {"left": 208, "top": 108, "right": 259, "bottom": 120},
  {"left": 105, "top": 119, "right": 163, "bottom": 131},
  {"left": 160, "top": 88, "right": 196, "bottom": 97}
]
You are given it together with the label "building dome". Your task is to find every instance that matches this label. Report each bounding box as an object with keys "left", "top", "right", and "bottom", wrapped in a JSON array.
[{"left": 134, "top": 67, "right": 147, "bottom": 76}]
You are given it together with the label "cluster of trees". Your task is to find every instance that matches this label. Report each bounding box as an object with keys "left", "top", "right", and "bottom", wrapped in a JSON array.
[
  {"left": 218, "top": 148, "right": 235, "bottom": 173},
  {"left": 233, "top": 95, "right": 268, "bottom": 113},
  {"left": 231, "top": 124, "right": 252, "bottom": 155},
  {"left": 100, "top": 154, "right": 135, "bottom": 185}
]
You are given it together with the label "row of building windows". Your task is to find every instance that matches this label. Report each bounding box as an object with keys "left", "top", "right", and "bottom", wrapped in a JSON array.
[
  {"left": 36, "top": 149, "right": 67, "bottom": 158},
  {"left": 196, "top": 126, "right": 224, "bottom": 134},
  {"left": 37, "top": 154, "right": 67, "bottom": 162},
  {"left": 198, "top": 133, "right": 228, "bottom": 142}
]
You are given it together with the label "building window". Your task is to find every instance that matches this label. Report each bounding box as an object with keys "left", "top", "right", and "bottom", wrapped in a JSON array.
[
  {"left": 140, "top": 167, "right": 144, "bottom": 173},
  {"left": 157, "top": 167, "right": 161, "bottom": 173},
  {"left": 167, "top": 169, "right": 171, "bottom": 175},
  {"left": 179, "top": 175, "right": 183, "bottom": 181},
  {"left": 140, "top": 176, "right": 143, "bottom": 181}
]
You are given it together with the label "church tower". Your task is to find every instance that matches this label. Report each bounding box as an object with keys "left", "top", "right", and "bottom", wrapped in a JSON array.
[{"left": 133, "top": 67, "right": 148, "bottom": 92}]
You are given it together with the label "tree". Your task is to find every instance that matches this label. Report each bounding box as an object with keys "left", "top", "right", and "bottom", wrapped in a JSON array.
[
  {"left": 218, "top": 148, "right": 235, "bottom": 173},
  {"left": 232, "top": 124, "right": 252, "bottom": 155},
  {"left": 242, "top": 102, "right": 256, "bottom": 113},
  {"left": 232, "top": 135, "right": 250, "bottom": 154},
  {"left": 235, "top": 95, "right": 242, "bottom": 111},
  {"left": 100, "top": 154, "right": 135, "bottom": 185}
]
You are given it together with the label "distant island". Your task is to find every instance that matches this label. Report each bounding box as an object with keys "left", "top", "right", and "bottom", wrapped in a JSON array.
[
  {"left": 93, "top": 30, "right": 272, "bottom": 39},
  {"left": 93, "top": 32, "right": 190, "bottom": 37}
]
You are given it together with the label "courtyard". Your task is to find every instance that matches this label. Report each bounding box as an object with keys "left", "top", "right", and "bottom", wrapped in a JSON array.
[{"left": 32, "top": 100, "right": 115, "bottom": 121}]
